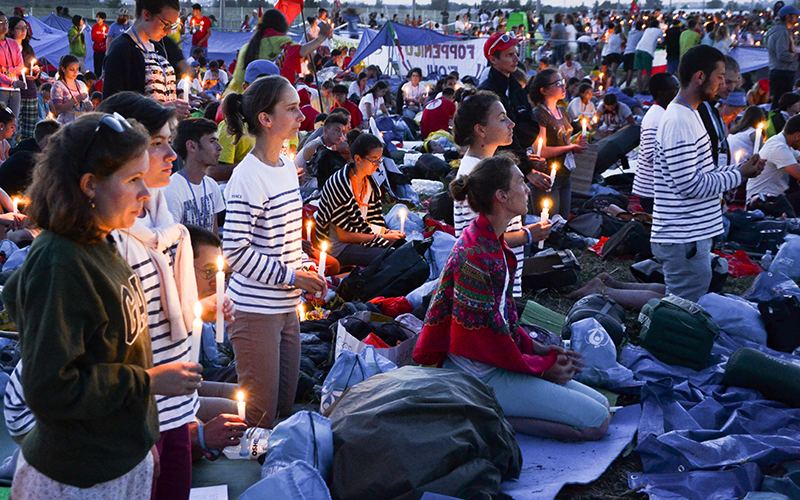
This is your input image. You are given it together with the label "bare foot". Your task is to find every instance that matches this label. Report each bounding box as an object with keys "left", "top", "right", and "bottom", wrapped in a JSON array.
[
  {"left": 597, "top": 272, "right": 623, "bottom": 288},
  {"left": 567, "top": 278, "right": 606, "bottom": 300}
]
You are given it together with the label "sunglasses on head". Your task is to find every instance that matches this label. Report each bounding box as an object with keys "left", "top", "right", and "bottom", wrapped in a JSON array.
[
  {"left": 82, "top": 113, "right": 132, "bottom": 160},
  {"left": 488, "top": 34, "right": 514, "bottom": 56}
]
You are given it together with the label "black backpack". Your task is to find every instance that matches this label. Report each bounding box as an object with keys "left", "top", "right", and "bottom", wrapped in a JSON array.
[
  {"left": 427, "top": 190, "right": 454, "bottom": 227},
  {"left": 758, "top": 295, "right": 800, "bottom": 353},
  {"left": 565, "top": 211, "right": 627, "bottom": 239},
  {"left": 336, "top": 238, "right": 433, "bottom": 303},
  {"left": 561, "top": 294, "right": 627, "bottom": 347},
  {"left": 311, "top": 147, "right": 348, "bottom": 189},
  {"left": 601, "top": 221, "right": 651, "bottom": 260}
]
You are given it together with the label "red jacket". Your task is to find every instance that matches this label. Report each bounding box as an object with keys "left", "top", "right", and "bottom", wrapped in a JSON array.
[{"left": 91, "top": 23, "right": 108, "bottom": 52}]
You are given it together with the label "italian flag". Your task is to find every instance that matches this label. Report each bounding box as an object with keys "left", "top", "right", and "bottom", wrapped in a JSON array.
[{"left": 388, "top": 22, "right": 409, "bottom": 71}]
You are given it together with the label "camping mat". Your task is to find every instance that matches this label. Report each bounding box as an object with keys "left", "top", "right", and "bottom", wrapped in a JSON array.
[
  {"left": 570, "top": 143, "right": 598, "bottom": 196},
  {"left": 519, "top": 300, "right": 567, "bottom": 335},
  {"left": 500, "top": 404, "right": 641, "bottom": 500},
  {"left": 192, "top": 457, "right": 261, "bottom": 500}
]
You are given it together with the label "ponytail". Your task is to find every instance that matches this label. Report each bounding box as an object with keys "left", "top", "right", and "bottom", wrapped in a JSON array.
[
  {"left": 224, "top": 75, "right": 292, "bottom": 144},
  {"left": 223, "top": 93, "right": 246, "bottom": 144}
]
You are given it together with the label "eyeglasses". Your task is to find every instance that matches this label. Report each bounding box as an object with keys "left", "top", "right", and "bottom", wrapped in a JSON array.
[
  {"left": 488, "top": 33, "right": 514, "bottom": 56},
  {"left": 156, "top": 14, "right": 181, "bottom": 34},
  {"left": 13, "top": 25, "right": 27, "bottom": 30},
  {"left": 82, "top": 113, "right": 132, "bottom": 161},
  {"left": 362, "top": 156, "right": 383, "bottom": 166},
  {"left": 548, "top": 79, "right": 566, "bottom": 88},
  {"left": 0, "top": 21, "right": 9, "bottom": 26},
  {"left": 194, "top": 265, "right": 230, "bottom": 280}
]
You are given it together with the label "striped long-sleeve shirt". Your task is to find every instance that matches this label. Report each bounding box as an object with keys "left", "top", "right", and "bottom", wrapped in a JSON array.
[
  {"left": 633, "top": 103, "right": 664, "bottom": 198},
  {"left": 223, "top": 153, "right": 306, "bottom": 314},
  {"left": 4, "top": 363, "right": 33, "bottom": 438},
  {"left": 453, "top": 155, "right": 524, "bottom": 298},
  {"left": 314, "top": 164, "right": 391, "bottom": 257},
  {"left": 651, "top": 102, "right": 742, "bottom": 244}
]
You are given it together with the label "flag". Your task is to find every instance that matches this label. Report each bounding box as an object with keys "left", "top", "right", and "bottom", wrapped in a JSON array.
[
  {"left": 275, "top": 0, "right": 302, "bottom": 24},
  {"left": 631, "top": 0, "right": 641, "bottom": 13},
  {"left": 258, "top": 5, "right": 263, "bottom": 22},
  {"left": 387, "top": 22, "right": 409, "bottom": 71}
]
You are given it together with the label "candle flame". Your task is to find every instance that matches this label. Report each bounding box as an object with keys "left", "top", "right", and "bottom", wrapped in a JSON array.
[
  {"left": 31, "top": 58, "right": 35, "bottom": 64},
  {"left": 21, "top": 67, "right": 25, "bottom": 74},
  {"left": 320, "top": 241, "right": 328, "bottom": 253},
  {"left": 297, "top": 304, "right": 305, "bottom": 320},
  {"left": 47, "top": 112, "right": 54, "bottom": 120},
  {"left": 543, "top": 199, "right": 551, "bottom": 209},
  {"left": 194, "top": 301, "right": 202, "bottom": 318},
  {"left": 237, "top": 390, "right": 245, "bottom": 403},
  {"left": 757, "top": 122, "right": 765, "bottom": 131},
  {"left": 735, "top": 151, "right": 743, "bottom": 163},
  {"left": 217, "top": 254, "right": 224, "bottom": 272}
]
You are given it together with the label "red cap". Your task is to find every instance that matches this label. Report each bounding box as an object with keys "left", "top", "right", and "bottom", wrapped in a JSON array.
[
  {"left": 758, "top": 79, "right": 770, "bottom": 93},
  {"left": 484, "top": 32, "right": 522, "bottom": 60}
]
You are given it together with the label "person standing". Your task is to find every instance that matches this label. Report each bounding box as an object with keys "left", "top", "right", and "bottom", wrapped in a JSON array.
[
  {"left": 623, "top": 20, "right": 644, "bottom": 89},
  {"left": 67, "top": 15, "right": 86, "bottom": 71},
  {"left": 221, "top": 75, "right": 326, "bottom": 428},
  {"left": 91, "top": 12, "right": 108, "bottom": 75},
  {"left": 8, "top": 16, "right": 38, "bottom": 141},
  {"left": 106, "top": 8, "right": 130, "bottom": 45},
  {"left": 698, "top": 55, "right": 740, "bottom": 167},
  {"left": 767, "top": 5, "right": 800, "bottom": 110},
  {"left": 550, "top": 13, "right": 567, "bottom": 64},
  {"left": 634, "top": 19, "right": 663, "bottom": 93},
  {"left": 189, "top": 4, "right": 212, "bottom": 57},
  {"left": 50, "top": 55, "right": 93, "bottom": 124},
  {"left": 651, "top": 45, "right": 763, "bottom": 302},
  {"left": 679, "top": 18, "right": 701, "bottom": 59},
  {"left": 0, "top": 11, "right": 25, "bottom": 120},
  {"left": 664, "top": 19, "right": 682, "bottom": 74}
]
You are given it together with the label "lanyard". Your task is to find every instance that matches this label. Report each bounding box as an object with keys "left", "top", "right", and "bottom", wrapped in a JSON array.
[
  {"left": 677, "top": 94, "right": 704, "bottom": 127},
  {"left": 180, "top": 169, "right": 208, "bottom": 223},
  {"left": 130, "top": 27, "right": 171, "bottom": 97}
]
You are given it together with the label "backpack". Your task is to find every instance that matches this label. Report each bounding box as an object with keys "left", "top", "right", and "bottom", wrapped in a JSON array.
[
  {"left": 521, "top": 249, "right": 581, "bottom": 292},
  {"left": 561, "top": 294, "right": 627, "bottom": 347},
  {"left": 638, "top": 296, "right": 719, "bottom": 370},
  {"left": 427, "top": 190, "right": 454, "bottom": 227},
  {"left": 336, "top": 238, "right": 433, "bottom": 303},
  {"left": 757, "top": 295, "right": 800, "bottom": 353},
  {"left": 565, "top": 211, "right": 627, "bottom": 239},
  {"left": 601, "top": 220, "right": 651, "bottom": 260},
  {"left": 311, "top": 147, "right": 347, "bottom": 190}
]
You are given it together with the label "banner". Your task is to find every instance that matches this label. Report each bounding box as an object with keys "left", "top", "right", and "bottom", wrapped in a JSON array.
[{"left": 400, "top": 38, "right": 485, "bottom": 78}]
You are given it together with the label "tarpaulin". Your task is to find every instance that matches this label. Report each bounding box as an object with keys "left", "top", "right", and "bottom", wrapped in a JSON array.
[
  {"left": 620, "top": 331, "right": 800, "bottom": 498},
  {"left": 28, "top": 15, "right": 95, "bottom": 73},
  {"left": 38, "top": 14, "right": 72, "bottom": 32},
  {"left": 345, "top": 21, "right": 458, "bottom": 72}
]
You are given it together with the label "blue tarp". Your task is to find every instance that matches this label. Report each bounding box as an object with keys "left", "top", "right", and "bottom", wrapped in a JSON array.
[
  {"left": 730, "top": 46, "right": 769, "bottom": 73},
  {"left": 180, "top": 29, "right": 254, "bottom": 64},
  {"left": 38, "top": 14, "right": 73, "bottom": 33},
  {"left": 620, "top": 333, "right": 800, "bottom": 499},
  {"left": 345, "top": 21, "right": 459, "bottom": 71},
  {"left": 27, "top": 15, "right": 95, "bottom": 72}
]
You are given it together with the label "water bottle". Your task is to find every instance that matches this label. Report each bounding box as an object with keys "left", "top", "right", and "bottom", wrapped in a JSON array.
[
  {"left": 222, "top": 427, "right": 271, "bottom": 460},
  {"left": 761, "top": 250, "right": 773, "bottom": 270}
]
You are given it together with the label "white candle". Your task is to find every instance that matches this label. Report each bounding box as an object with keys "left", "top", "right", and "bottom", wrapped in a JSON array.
[
  {"left": 236, "top": 390, "right": 246, "bottom": 420},
  {"left": 548, "top": 164, "right": 557, "bottom": 192},
  {"left": 318, "top": 241, "right": 328, "bottom": 280},
  {"left": 581, "top": 117, "right": 588, "bottom": 138},
  {"left": 12, "top": 197, "right": 19, "bottom": 214},
  {"left": 297, "top": 304, "right": 306, "bottom": 322},
  {"left": 20, "top": 68, "right": 26, "bottom": 90},
  {"left": 30, "top": 58, "right": 35, "bottom": 77},
  {"left": 735, "top": 150, "right": 743, "bottom": 164},
  {"left": 399, "top": 208, "right": 406, "bottom": 233},
  {"left": 306, "top": 220, "right": 313, "bottom": 242},
  {"left": 215, "top": 254, "right": 225, "bottom": 344},
  {"left": 191, "top": 301, "right": 203, "bottom": 365},
  {"left": 753, "top": 122, "right": 765, "bottom": 155},
  {"left": 536, "top": 137, "right": 544, "bottom": 158},
  {"left": 182, "top": 77, "right": 191, "bottom": 102},
  {"left": 538, "top": 199, "right": 550, "bottom": 249}
]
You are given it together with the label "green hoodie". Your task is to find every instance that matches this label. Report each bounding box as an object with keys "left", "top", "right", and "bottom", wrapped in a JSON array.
[{"left": 2, "top": 230, "right": 159, "bottom": 488}]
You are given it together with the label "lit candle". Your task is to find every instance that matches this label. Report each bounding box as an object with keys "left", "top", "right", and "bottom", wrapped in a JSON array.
[
  {"left": 182, "top": 76, "right": 191, "bottom": 102},
  {"left": 536, "top": 137, "right": 544, "bottom": 157},
  {"left": 297, "top": 304, "right": 306, "bottom": 322},
  {"left": 47, "top": 112, "right": 54, "bottom": 120},
  {"left": 191, "top": 301, "right": 203, "bottom": 364},
  {"left": 753, "top": 122, "right": 765, "bottom": 155},
  {"left": 20, "top": 68, "right": 26, "bottom": 90},
  {"left": 581, "top": 116, "right": 588, "bottom": 138},
  {"left": 399, "top": 208, "right": 406, "bottom": 233},
  {"left": 735, "top": 150, "right": 743, "bottom": 164},
  {"left": 318, "top": 242, "right": 328, "bottom": 280},
  {"left": 215, "top": 254, "right": 225, "bottom": 343},
  {"left": 215, "top": 93, "right": 220, "bottom": 100},
  {"left": 236, "top": 390, "right": 246, "bottom": 420},
  {"left": 12, "top": 197, "right": 19, "bottom": 214},
  {"left": 306, "top": 220, "right": 313, "bottom": 242},
  {"left": 30, "top": 58, "right": 35, "bottom": 77},
  {"left": 549, "top": 163, "right": 558, "bottom": 189},
  {"left": 538, "top": 199, "right": 550, "bottom": 249}
]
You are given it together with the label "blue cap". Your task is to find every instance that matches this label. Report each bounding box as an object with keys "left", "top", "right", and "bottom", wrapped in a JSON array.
[
  {"left": 721, "top": 91, "right": 746, "bottom": 107},
  {"left": 244, "top": 59, "right": 280, "bottom": 84},
  {"left": 779, "top": 4, "right": 800, "bottom": 17}
]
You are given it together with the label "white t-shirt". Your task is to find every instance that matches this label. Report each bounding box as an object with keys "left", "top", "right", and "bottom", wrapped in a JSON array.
[
  {"left": 162, "top": 173, "right": 226, "bottom": 232},
  {"left": 566, "top": 24, "right": 578, "bottom": 42},
  {"left": 401, "top": 81, "right": 422, "bottom": 102},
  {"left": 567, "top": 97, "right": 596, "bottom": 121},
  {"left": 597, "top": 102, "right": 632, "bottom": 132},
  {"left": 727, "top": 127, "right": 755, "bottom": 164},
  {"left": 359, "top": 93, "right": 383, "bottom": 120},
  {"left": 348, "top": 80, "right": 363, "bottom": 99},
  {"left": 746, "top": 133, "right": 800, "bottom": 200},
  {"left": 636, "top": 27, "right": 663, "bottom": 56},
  {"left": 604, "top": 32, "right": 623, "bottom": 55},
  {"left": 559, "top": 62, "right": 583, "bottom": 81},
  {"left": 202, "top": 69, "right": 228, "bottom": 87},
  {"left": 625, "top": 29, "right": 643, "bottom": 55}
]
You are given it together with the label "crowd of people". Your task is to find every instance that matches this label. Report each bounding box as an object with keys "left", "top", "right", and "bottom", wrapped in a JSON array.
[{"left": 1, "top": 0, "right": 800, "bottom": 498}]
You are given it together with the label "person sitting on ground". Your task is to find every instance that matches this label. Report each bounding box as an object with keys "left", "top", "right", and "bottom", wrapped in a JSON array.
[
  {"left": 314, "top": 133, "right": 405, "bottom": 267},
  {"left": 359, "top": 81, "right": 390, "bottom": 123},
  {"left": 558, "top": 52, "right": 585, "bottom": 82},
  {"left": 766, "top": 92, "right": 800, "bottom": 137},
  {"left": 400, "top": 67, "right": 426, "bottom": 119},
  {"left": 50, "top": 54, "right": 93, "bottom": 124},
  {"left": 164, "top": 117, "right": 225, "bottom": 233},
  {"left": 727, "top": 106, "right": 768, "bottom": 165},
  {"left": 452, "top": 90, "right": 551, "bottom": 298},
  {"left": 746, "top": 114, "right": 800, "bottom": 217},
  {"left": 419, "top": 87, "right": 456, "bottom": 139},
  {"left": 595, "top": 92, "right": 634, "bottom": 138},
  {"left": 747, "top": 78, "right": 770, "bottom": 107},
  {"left": 295, "top": 113, "right": 348, "bottom": 191},
  {"left": 0, "top": 107, "right": 15, "bottom": 164},
  {"left": 0, "top": 120, "right": 60, "bottom": 197},
  {"left": 566, "top": 83, "right": 597, "bottom": 126},
  {"left": 332, "top": 83, "right": 362, "bottom": 129},
  {"left": 202, "top": 59, "right": 228, "bottom": 95},
  {"left": 413, "top": 155, "right": 611, "bottom": 442}
]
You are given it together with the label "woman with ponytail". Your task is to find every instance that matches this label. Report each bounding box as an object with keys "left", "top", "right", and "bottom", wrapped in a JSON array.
[
  {"left": 227, "top": 9, "right": 332, "bottom": 94},
  {"left": 413, "top": 155, "right": 610, "bottom": 442},
  {"left": 221, "top": 75, "right": 326, "bottom": 429}
]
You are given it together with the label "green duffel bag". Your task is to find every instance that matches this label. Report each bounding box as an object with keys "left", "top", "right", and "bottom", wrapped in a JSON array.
[
  {"left": 638, "top": 295, "right": 720, "bottom": 370},
  {"left": 723, "top": 347, "right": 800, "bottom": 408}
]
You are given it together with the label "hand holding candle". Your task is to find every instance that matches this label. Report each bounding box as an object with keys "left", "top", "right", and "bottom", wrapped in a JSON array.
[
  {"left": 735, "top": 150, "right": 743, "bottom": 164},
  {"left": 538, "top": 199, "right": 551, "bottom": 249},
  {"left": 236, "top": 390, "right": 246, "bottom": 421},
  {"left": 215, "top": 254, "right": 225, "bottom": 343},
  {"left": 536, "top": 137, "right": 544, "bottom": 158},
  {"left": 191, "top": 301, "right": 203, "bottom": 365},
  {"left": 581, "top": 117, "right": 588, "bottom": 138},
  {"left": 12, "top": 197, "right": 19, "bottom": 214}
]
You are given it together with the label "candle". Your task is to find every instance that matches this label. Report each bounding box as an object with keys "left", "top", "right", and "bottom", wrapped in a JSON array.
[
  {"left": 30, "top": 58, "right": 35, "bottom": 77},
  {"left": 215, "top": 254, "right": 225, "bottom": 344},
  {"left": 12, "top": 197, "right": 19, "bottom": 214},
  {"left": 306, "top": 220, "right": 313, "bottom": 242},
  {"left": 297, "top": 304, "right": 306, "bottom": 322},
  {"left": 581, "top": 117, "right": 588, "bottom": 138},
  {"left": 20, "top": 68, "right": 26, "bottom": 90},
  {"left": 399, "top": 208, "right": 406, "bottom": 233},
  {"left": 735, "top": 150, "right": 743, "bottom": 164},
  {"left": 191, "top": 301, "right": 203, "bottom": 364},
  {"left": 753, "top": 122, "right": 765, "bottom": 155},
  {"left": 549, "top": 163, "right": 558, "bottom": 187},
  {"left": 538, "top": 199, "right": 550, "bottom": 249},
  {"left": 318, "top": 242, "right": 328, "bottom": 280},
  {"left": 182, "top": 76, "right": 191, "bottom": 102},
  {"left": 47, "top": 112, "right": 54, "bottom": 120},
  {"left": 236, "top": 390, "right": 246, "bottom": 420},
  {"left": 536, "top": 137, "right": 544, "bottom": 157}
]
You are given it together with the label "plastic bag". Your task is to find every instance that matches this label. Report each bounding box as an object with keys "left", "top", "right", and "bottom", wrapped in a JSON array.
[
  {"left": 261, "top": 411, "right": 334, "bottom": 481},
  {"left": 319, "top": 346, "right": 397, "bottom": 414},
  {"left": 569, "top": 318, "right": 637, "bottom": 390},
  {"left": 697, "top": 293, "right": 768, "bottom": 345},
  {"left": 713, "top": 250, "right": 763, "bottom": 278},
  {"left": 770, "top": 234, "right": 800, "bottom": 280},
  {"left": 240, "top": 460, "right": 332, "bottom": 500},
  {"left": 742, "top": 271, "right": 800, "bottom": 302}
]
